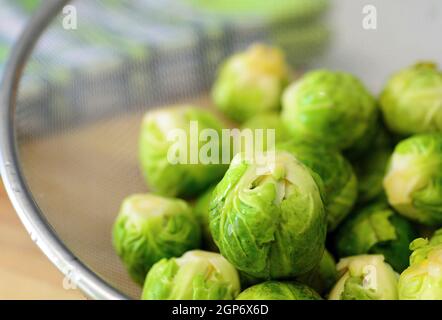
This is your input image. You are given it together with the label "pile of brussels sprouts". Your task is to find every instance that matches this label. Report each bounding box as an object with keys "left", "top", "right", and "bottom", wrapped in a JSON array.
[{"left": 113, "top": 44, "right": 442, "bottom": 300}]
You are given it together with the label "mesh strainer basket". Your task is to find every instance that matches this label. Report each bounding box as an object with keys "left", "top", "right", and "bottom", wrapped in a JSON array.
[{"left": 1, "top": 0, "right": 441, "bottom": 299}]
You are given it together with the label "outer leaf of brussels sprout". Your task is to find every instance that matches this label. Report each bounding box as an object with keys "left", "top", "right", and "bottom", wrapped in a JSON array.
[
  {"left": 380, "top": 62, "right": 442, "bottom": 135},
  {"left": 139, "top": 106, "right": 228, "bottom": 198},
  {"left": 277, "top": 140, "right": 357, "bottom": 231},
  {"left": 408, "top": 229, "right": 442, "bottom": 266},
  {"left": 282, "top": 70, "right": 377, "bottom": 151},
  {"left": 383, "top": 133, "right": 442, "bottom": 226},
  {"left": 398, "top": 230, "right": 442, "bottom": 300},
  {"left": 112, "top": 194, "right": 201, "bottom": 284},
  {"left": 335, "top": 202, "right": 418, "bottom": 272},
  {"left": 369, "top": 214, "right": 418, "bottom": 272},
  {"left": 329, "top": 255, "right": 399, "bottom": 300},
  {"left": 353, "top": 126, "right": 393, "bottom": 203},
  {"left": 297, "top": 249, "right": 338, "bottom": 295},
  {"left": 194, "top": 186, "right": 218, "bottom": 252},
  {"left": 236, "top": 281, "right": 322, "bottom": 300},
  {"left": 141, "top": 250, "right": 240, "bottom": 300},
  {"left": 210, "top": 151, "right": 326, "bottom": 279},
  {"left": 212, "top": 44, "right": 290, "bottom": 122}
]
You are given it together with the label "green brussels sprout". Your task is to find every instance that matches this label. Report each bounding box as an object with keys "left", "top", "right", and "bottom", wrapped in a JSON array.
[
  {"left": 194, "top": 186, "right": 218, "bottom": 251},
  {"left": 353, "top": 126, "right": 393, "bottom": 203},
  {"left": 112, "top": 194, "right": 201, "bottom": 284},
  {"left": 139, "top": 106, "right": 228, "bottom": 197},
  {"left": 329, "top": 255, "right": 399, "bottom": 300},
  {"left": 379, "top": 62, "right": 442, "bottom": 135},
  {"left": 278, "top": 140, "right": 357, "bottom": 231},
  {"left": 241, "top": 112, "right": 291, "bottom": 147},
  {"left": 212, "top": 44, "right": 291, "bottom": 122},
  {"left": 398, "top": 229, "right": 442, "bottom": 299},
  {"left": 210, "top": 150, "right": 326, "bottom": 279},
  {"left": 141, "top": 250, "right": 240, "bottom": 300},
  {"left": 383, "top": 133, "right": 442, "bottom": 226},
  {"left": 297, "top": 249, "right": 338, "bottom": 295},
  {"left": 281, "top": 70, "right": 377, "bottom": 151},
  {"left": 236, "top": 281, "right": 322, "bottom": 300},
  {"left": 335, "top": 202, "right": 418, "bottom": 272}
]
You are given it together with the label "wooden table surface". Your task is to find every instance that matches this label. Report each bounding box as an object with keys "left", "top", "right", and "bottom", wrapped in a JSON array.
[{"left": 0, "top": 180, "right": 84, "bottom": 300}]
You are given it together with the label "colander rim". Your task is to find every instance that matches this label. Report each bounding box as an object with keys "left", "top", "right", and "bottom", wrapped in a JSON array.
[{"left": 0, "top": 0, "right": 129, "bottom": 300}]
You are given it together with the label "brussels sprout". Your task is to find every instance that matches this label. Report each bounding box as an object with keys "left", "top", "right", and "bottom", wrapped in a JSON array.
[
  {"left": 212, "top": 44, "right": 291, "bottom": 122},
  {"left": 241, "top": 112, "right": 291, "bottom": 147},
  {"left": 113, "top": 194, "right": 201, "bottom": 284},
  {"left": 236, "top": 281, "right": 322, "bottom": 300},
  {"left": 194, "top": 186, "right": 218, "bottom": 251},
  {"left": 383, "top": 133, "right": 442, "bottom": 226},
  {"left": 353, "top": 127, "right": 393, "bottom": 203},
  {"left": 398, "top": 229, "right": 442, "bottom": 299},
  {"left": 210, "top": 150, "right": 326, "bottom": 279},
  {"left": 379, "top": 62, "right": 442, "bottom": 135},
  {"left": 329, "top": 255, "right": 399, "bottom": 300},
  {"left": 410, "top": 229, "right": 442, "bottom": 265},
  {"left": 297, "top": 249, "right": 338, "bottom": 295},
  {"left": 139, "top": 106, "right": 228, "bottom": 197},
  {"left": 278, "top": 140, "right": 357, "bottom": 231},
  {"left": 281, "top": 70, "right": 377, "bottom": 151},
  {"left": 335, "top": 202, "right": 418, "bottom": 272},
  {"left": 142, "top": 250, "right": 240, "bottom": 300}
]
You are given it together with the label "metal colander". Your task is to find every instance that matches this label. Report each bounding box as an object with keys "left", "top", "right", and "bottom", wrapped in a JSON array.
[{"left": 1, "top": 0, "right": 441, "bottom": 299}]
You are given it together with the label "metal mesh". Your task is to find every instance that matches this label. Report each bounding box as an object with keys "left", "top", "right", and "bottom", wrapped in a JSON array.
[{"left": 11, "top": 0, "right": 442, "bottom": 298}]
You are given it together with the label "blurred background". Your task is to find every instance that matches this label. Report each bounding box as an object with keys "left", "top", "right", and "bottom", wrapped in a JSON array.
[{"left": 1, "top": 0, "right": 441, "bottom": 299}]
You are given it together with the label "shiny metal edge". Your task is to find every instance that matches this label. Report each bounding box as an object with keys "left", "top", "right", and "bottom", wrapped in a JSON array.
[{"left": 0, "top": 0, "right": 129, "bottom": 300}]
